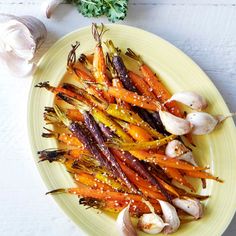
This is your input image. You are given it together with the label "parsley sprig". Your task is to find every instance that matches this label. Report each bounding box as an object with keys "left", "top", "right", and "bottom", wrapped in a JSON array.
[{"left": 67, "top": 0, "right": 129, "bottom": 22}]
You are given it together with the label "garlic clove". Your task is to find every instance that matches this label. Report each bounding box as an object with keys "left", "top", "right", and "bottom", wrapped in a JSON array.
[
  {"left": 116, "top": 204, "right": 137, "bottom": 236},
  {"left": 0, "top": 14, "right": 46, "bottom": 77},
  {"left": 138, "top": 213, "right": 168, "bottom": 234},
  {"left": 165, "top": 140, "right": 197, "bottom": 166},
  {"left": 0, "top": 50, "right": 35, "bottom": 77},
  {"left": 158, "top": 200, "right": 180, "bottom": 234},
  {"left": 159, "top": 111, "right": 192, "bottom": 135},
  {"left": 173, "top": 197, "right": 203, "bottom": 219},
  {"left": 186, "top": 112, "right": 218, "bottom": 135},
  {"left": 42, "top": 0, "right": 64, "bottom": 18},
  {"left": 165, "top": 140, "right": 188, "bottom": 158},
  {"left": 178, "top": 152, "right": 197, "bottom": 166},
  {"left": 167, "top": 91, "right": 208, "bottom": 111}
]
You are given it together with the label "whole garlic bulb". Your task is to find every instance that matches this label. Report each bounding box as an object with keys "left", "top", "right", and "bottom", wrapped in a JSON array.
[{"left": 0, "top": 14, "right": 47, "bottom": 77}]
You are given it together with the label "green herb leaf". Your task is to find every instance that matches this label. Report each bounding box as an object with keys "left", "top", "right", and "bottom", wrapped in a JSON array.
[
  {"left": 66, "top": 0, "right": 129, "bottom": 22},
  {"left": 104, "top": 0, "right": 128, "bottom": 23}
]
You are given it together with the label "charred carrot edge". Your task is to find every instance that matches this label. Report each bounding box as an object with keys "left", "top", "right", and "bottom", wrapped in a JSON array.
[
  {"left": 128, "top": 71, "right": 156, "bottom": 98},
  {"left": 112, "top": 78, "right": 131, "bottom": 110},
  {"left": 74, "top": 172, "right": 114, "bottom": 191},
  {"left": 161, "top": 166, "right": 195, "bottom": 192},
  {"left": 183, "top": 170, "right": 224, "bottom": 183},
  {"left": 107, "top": 86, "right": 162, "bottom": 111},
  {"left": 155, "top": 177, "right": 180, "bottom": 197}
]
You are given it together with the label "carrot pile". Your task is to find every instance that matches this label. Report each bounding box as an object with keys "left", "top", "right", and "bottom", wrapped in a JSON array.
[{"left": 36, "top": 24, "right": 223, "bottom": 231}]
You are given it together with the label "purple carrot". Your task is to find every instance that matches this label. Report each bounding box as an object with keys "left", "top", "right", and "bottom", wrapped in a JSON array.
[{"left": 83, "top": 111, "right": 139, "bottom": 194}]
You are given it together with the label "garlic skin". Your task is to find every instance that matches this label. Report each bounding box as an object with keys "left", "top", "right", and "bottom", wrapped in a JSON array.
[
  {"left": 173, "top": 197, "right": 203, "bottom": 219},
  {"left": 168, "top": 91, "right": 208, "bottom": 111},
  {"left": 186, "top": 112, "right": 218, "bottom": 135},
  {"left": 0, "top": 14, "right": 46, "bottom": 77},
  {"left": 165, "top": 140, "right": 197, "bottom": 166},
  {"left": 158, "top": 200, "right": 180, "bottom": 234},
  {"left": 116, "top": 204, "right": 137, "bottom": 236},
  {"left": 138, "top": 213, "right": 167, "bottom": 234},
  {"left": 42, "top": 0, "right": 64, "bottom": 18},
  {"left": 159, "top": 111, "right": 192, "bottom": 135}
]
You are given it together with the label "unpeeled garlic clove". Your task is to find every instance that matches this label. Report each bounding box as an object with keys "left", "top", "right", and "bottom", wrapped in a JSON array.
[
  {"left": 0, "top": 14, "right": 46, "bottom": 77},
  {"left": 42, "top": 0, "right": 64, "bottom": 18},
  {"left": 167, "top": 91, "right": 208, "bottom": 111},
  {"left": 158, "top": 200, "right": 180, "bottom": 234},
  {"left": 165, "top": 140, "right": 197, "bottom": 166},
  {"left": 116, "top": 204, "right": 137, "bottom": 236},
  {"left": 138, "top": 213, "right": 168, "bottom": 234},
  {"left": 173, "top": 197, "right": 203, "bottom": 219},
  {"left": 159, "top": 111, "right": 192, "bottom": 135},
  {"left": 186, "top": 112, "right": 218, "bottom": 135}
]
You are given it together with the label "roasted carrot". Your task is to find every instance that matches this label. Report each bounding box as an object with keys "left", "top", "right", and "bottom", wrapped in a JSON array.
[
  {"left": 112, "top": 78, "right": 131, "bottom": 110},
  {"left": 128, "top": 71, "right": 156, "bottom": 98},
  {"left": 117, "top": 121, "right": 153, "bottom": 142},
  {"left": 161, "top": 166, "right": 195, "bottom": 192},
  {"left": 106, "top": 104, "right": 164, "bottom": 139},
  {"left": 183, "top": 170, "right": 223, "bottom": 183},
  {"left": 48, "top": 186, "right": 143, "bottom": 202},
  {"left": 66, "top": 109, "right": 84, "bottom": 122},
  {"left": 106, "top": 135, "right": 176, "bottom": 150},
  {"left": 92, "top": 23, "right": 114, "bottom": 103},
  {"left": 74, "top": 172, "right": 114, "bottom": 191},
  {"left": 106, "top": 86, "right": 162, "bottom": 111},
  {"left": 126, "top": 48, "right": 182, "bottom": 117}
]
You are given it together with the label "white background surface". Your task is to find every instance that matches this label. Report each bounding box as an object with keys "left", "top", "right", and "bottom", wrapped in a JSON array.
[{"left": 0, "top": 0, "right": 235, "bottom": 235}]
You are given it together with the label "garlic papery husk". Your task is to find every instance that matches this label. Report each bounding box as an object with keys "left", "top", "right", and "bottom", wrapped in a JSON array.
[
  {"left": 42, "top": 0, "right": 64, "bottom": 18},
  {"left": 186, "top": 112, "right": 218, "bottom": 135},
  {"left": 158, "top": 200, "right": 180, "bottom": 234},
  {"left": 159, "top": 111, "right": 192, "bottom": 135},
  {"left": 167, "top": 91, "right": 208, "bottom": 111},
  {"left": 173, "top": 197, "right": 203, "bottom": 219},
  {"left": 138, "top": 213, "right": 168, "bottom": 234},
  {"left": 0, "top": 14, "right": 46, "bottom": 77},
  {"left": 116, "top": 204, "right": 137, "bottom": 236},
  {"left": 165, "top": 140, "right": 197, "bottom": 166}
]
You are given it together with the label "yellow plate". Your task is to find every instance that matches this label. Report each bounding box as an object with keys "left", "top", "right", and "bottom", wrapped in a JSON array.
[{"left": 28, "top": 24, "right": 236, "bottom": 236}]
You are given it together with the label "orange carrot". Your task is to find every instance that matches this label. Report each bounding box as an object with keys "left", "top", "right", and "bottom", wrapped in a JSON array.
[
  {"left": 107, "top": 86, "right": 162, "bottom": 111},
  {"left": 66, "top": 109, "right": 84, "bottom": 122},
  {"left": 117, "top": 120, "right": 153, "bottom": 142},
  {"left": 183, "top": 170, "right": 223, "bottom": 183},
  {"left": 92, "top": 23, "right": 114, "bottom": 103},
  {"left": 65, "top": 187, "right": 142, "bottom": 202},
  {"left": 112, "top": 78, "right": 131, "bottom": 110},
  {"left": 162, "top": 166, "right": 195, "bottom": 192},
  {"left": 74, "top": 173, "right": 114, "bottom": 191},
  {"left": 126, "top": 49, "right": 182, "bottom": 117},
  {"left": 128, "top": 71, "right": 156, "bottom": 98}
]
